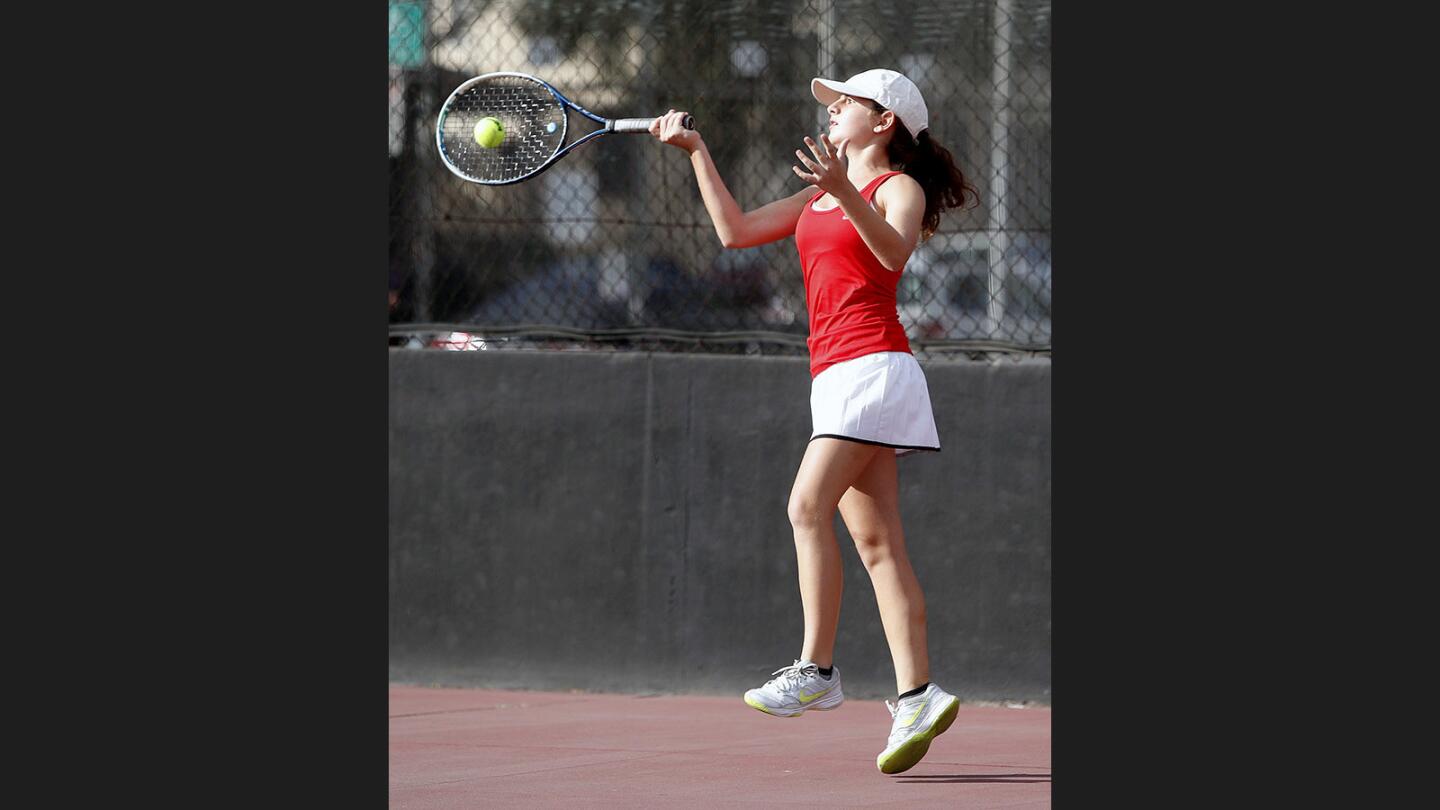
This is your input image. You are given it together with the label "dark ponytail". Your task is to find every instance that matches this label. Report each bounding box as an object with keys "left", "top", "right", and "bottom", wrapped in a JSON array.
[
  {"left": 866, "top": 101, "right": 979, "bottom": 241},
  {"left": 887, "top": 127, "right": 978, "bottom": 241}
]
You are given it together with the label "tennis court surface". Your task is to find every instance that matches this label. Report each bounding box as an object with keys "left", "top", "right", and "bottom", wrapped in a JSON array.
[{"left": 390, "top": 685, "right": 1051, "bottom": 807}]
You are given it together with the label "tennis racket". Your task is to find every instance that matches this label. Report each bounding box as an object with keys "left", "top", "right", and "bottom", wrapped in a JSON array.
[{"left": 435, "top": 71, "right": 693, "bottom": 186}]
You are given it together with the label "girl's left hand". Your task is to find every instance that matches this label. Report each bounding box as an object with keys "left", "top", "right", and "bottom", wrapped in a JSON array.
[{"left": 793, "top": 134, "right": 851, "bottom": 197}]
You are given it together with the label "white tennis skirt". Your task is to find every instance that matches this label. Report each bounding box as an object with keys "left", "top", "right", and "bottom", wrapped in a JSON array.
[{"left": 810, "top": 351, "right": 940, "bottom": 457}]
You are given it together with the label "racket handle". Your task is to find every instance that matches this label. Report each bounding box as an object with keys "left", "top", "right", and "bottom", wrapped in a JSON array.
[{"left": 612, "top": 114, "right": 694, "bottom": 133}]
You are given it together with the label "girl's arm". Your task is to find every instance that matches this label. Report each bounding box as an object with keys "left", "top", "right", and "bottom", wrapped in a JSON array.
[
  {"left": 836, "top": 171, "right": 924, "bottom": 271},
  {"left": 653, "top": 110, "right": 810, "bottom": 249}
]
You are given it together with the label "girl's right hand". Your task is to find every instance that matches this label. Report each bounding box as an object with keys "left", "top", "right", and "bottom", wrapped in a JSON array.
[{"left": 650, "top": 109, "right": 701, "bottom": 153}]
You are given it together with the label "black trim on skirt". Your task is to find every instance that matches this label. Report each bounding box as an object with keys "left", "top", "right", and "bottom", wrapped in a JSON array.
[{"left": 810, "top": 433, "right": 941, "bottom": 454}]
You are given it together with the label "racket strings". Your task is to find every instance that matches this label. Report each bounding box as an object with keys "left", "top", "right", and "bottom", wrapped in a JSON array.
[{"left": 438, "top": 77, "right": 567, "bottom": 183}]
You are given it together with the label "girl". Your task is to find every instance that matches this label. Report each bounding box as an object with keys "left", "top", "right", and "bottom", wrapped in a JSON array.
[{"left": 649, "top": 68, "right": 977, "bottom": 775}]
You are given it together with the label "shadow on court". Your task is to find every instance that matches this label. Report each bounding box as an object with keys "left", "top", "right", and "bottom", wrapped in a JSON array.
[
  {"left": 390, "top": 685, "right": 1051, "bottom": 808},
  {"left": 893, "top": 773, "right": 1053, "bottom": 784}
]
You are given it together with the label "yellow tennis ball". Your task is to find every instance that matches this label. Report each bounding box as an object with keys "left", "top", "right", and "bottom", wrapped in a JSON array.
[{"left": 474, "top": 117, "right": 505, "bottom": 148}]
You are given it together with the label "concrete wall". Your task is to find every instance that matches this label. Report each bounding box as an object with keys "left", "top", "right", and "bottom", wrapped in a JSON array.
[{"left": 389, "top": 351, "right": 1050, "bottom": 702}]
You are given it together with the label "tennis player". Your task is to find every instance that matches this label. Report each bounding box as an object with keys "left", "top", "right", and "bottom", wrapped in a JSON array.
[{"left": 651, "top": 69, "right": 977, "bottom": 774}]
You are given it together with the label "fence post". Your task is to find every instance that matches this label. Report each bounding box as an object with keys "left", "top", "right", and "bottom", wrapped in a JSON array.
[
  {"left": 410, "top": 1, "right": 436, "bottom": 325},
  {"left": 986, "top": 0, "right": 1015, "bottom": 338},
  {"left": 815, "top": 0, "right": 837, "bottom": 135}
]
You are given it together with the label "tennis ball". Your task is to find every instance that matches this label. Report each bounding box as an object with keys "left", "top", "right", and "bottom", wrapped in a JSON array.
[{"left": 474, "top": 117, "right": 505, "bottom": 148}]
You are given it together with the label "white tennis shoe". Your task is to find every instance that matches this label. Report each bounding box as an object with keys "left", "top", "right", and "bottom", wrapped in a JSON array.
[
  {"left": 876, "top": 682, "right": 961, "bottom": 774},
  {"left": 743, "top": 660, "right": 844, "bottom": 717}
]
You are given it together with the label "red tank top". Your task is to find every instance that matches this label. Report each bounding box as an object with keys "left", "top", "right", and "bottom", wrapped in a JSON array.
[{"left": 794, "top": 171, "right": 913, "bottom": 378}]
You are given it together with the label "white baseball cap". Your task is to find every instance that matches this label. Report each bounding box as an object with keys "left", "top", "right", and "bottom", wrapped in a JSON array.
[{"left": 811, "top": 68, "right": 929, "bottom": 138}]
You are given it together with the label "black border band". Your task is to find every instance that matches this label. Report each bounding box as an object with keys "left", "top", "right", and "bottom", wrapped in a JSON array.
[{"left": 810, "top": 434, "right": 941, "bottom": 453}]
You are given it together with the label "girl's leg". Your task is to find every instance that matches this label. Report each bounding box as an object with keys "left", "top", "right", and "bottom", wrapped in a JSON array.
[
  {"left": 788, "top": 437, "right": 886, "bottom": 668},
  {"left": 837, "top": 450, "right": 931, "bottom": 694}
]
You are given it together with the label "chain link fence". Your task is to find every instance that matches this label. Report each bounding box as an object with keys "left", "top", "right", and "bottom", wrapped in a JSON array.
[{"left": 389, "top": 0, "right": 1050, "bottom": 360}]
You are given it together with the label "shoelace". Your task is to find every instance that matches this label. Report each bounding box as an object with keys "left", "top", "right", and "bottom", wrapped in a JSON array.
[{"left": 767, "top": 659, "right": 818, "bottom": 690}]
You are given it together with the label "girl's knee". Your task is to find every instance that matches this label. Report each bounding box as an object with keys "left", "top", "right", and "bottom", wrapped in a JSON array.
[
  {"left": 787, "top": 492, "right": 829, "bottom": 531},
  {"left": 851, "top": 531, "right": 892, "bottom": 567}
]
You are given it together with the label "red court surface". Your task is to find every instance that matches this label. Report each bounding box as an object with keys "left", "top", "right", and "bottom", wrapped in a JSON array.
[{"left": 390, "top": 685, "right": 1051, "bottom": 808}]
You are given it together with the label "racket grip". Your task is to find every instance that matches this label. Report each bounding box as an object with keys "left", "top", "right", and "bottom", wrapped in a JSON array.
[{"left": 613, "top": 115, "right": 694, "bottom": 133}]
